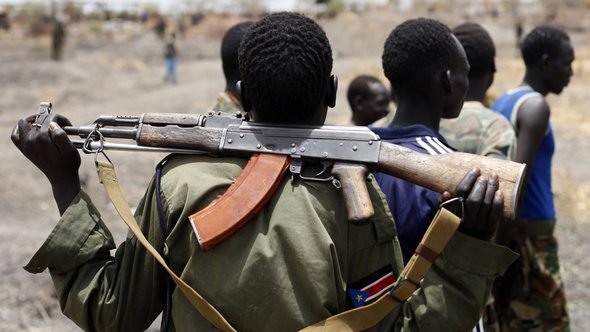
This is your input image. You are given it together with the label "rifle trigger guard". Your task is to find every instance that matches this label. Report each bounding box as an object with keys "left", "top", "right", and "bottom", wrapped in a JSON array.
[{"left": 288, "top": 158, "right": 334, "bottom": 183}]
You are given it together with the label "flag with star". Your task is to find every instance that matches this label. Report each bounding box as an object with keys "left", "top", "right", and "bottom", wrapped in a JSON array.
[{"left": 347, "top": 265, "right": 396, "bottom": 308}]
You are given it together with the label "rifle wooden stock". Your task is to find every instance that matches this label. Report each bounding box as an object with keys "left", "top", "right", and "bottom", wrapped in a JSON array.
[{"left": 377, "top": 142, "right": 526, "bottom": 220}]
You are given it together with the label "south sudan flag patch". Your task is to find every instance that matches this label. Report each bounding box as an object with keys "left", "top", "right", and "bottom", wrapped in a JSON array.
[{"left": 347, "top": 265, "right": 396, "bottom": 308}]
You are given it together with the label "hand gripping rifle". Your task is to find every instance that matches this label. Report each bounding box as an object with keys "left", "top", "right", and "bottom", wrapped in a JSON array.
[{"left": 62, "top": 105, "right": 526, "bottom": 236}]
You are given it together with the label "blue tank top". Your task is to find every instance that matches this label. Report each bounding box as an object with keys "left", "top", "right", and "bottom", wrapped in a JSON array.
[{"left": 492, "top": 86, "right": 556, "bottom": 220}]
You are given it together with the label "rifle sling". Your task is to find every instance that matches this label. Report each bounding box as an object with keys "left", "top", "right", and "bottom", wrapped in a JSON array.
[
  {"left": 189, "top": 153, "right": 290, "bottom": 250},
  {"left": 96, "top": 159, "right": 460, "bottom": 332},
  {"left": 95, "top": 160, "right": 237, "bottom": 332}
]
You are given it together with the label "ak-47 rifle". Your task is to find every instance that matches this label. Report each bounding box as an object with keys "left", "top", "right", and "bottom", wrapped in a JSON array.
[{"left": 57, "top": 103, "right": 525, "bottom": 244}]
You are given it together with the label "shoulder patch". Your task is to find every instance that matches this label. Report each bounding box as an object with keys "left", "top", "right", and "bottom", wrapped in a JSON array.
[{"left": 347, "top": 265, "right": 396, "bottom": 308}]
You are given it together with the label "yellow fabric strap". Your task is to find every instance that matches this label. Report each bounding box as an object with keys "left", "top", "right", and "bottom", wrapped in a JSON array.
[
  {"left": 96, "top": 159, "right": 460, "bottom": 332},
  {"left": 95, "top": 160, "right": 237, "bottom": 332},
  {"left": 301, "top": 208, "right": 461, "bottom": 332}
]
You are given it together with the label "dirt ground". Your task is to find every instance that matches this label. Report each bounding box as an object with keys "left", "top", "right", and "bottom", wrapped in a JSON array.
[{"left": 1, "top": 5, "right": 589, "bottom": 331}]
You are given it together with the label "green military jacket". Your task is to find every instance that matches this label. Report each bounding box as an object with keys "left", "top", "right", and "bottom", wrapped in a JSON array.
[
  {"left": 25, "top": 154, "right": 517, "bottom": 331},
  {"left": 440, "top": 101, "right": 517, "bottom": 160}
]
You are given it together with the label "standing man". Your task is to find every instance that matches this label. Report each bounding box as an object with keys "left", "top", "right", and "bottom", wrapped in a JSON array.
[
  {"left": 210, "top": 21, "right": 254, "bottom": 116},
  {"left": 492, "top": 25, "right": 574, "bottom": 331},
  {"left": 12, "top": 12, "right": 515, "bottom": 331},
  {"left": 440, "top": 23, "right": 516, "bottom": 161},
  {"left": 372, "top": 18, "right": 472, "bottom": 263},
  {"left": 346, "top": 74, "right": 391, "bottom": 126}
]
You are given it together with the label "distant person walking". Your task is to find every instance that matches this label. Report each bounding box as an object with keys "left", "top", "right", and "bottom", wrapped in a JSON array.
[
  {"left": 51, "top": 19, "right": 66, "bottom": 61},
  {"left": 163, "top": 32, "right": 177, "bottom": 84}
]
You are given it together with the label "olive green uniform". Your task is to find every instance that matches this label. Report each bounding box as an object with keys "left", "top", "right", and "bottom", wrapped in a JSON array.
[
  {"left": 25, "top": 154, "right": 517, "bottom": 331},
  {"left": 440, "top": 101, "right": 516, "bottom": 160}
]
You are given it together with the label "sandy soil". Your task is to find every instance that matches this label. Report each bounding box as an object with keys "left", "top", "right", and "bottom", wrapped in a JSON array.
[{"left": 1, "top": 6, "right": 589, "bottom": 331}]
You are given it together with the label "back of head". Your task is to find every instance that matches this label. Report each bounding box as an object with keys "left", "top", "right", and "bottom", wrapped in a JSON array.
[
  {"left": 382, "top": 18, "right": 455, "bottom": 99},
  {"left": 453, "top": 23, "right": 495, "bottom": 80},
  {"left": 521, "top": 25, "right": 570, "bottom": 67},
  {"left": 347, "top": 75, "right": 381, "bottom": 107},
  {"left": 221, "top": 21, "right": 254, "bottom": 84},
  {"left": 238, "top": 12, "right": 333, "bottom": 124}
]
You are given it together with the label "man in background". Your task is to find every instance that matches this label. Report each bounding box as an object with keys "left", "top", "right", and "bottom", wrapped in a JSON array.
[
  {"left": 440, "top": 23, "right": 516, "bottom": 161},
  {"left": 210, "top": 21, "right": 254, "bottom": 116},
  {"left": 492, "top": 25, "right": 574, "bottom": 331},
  {"left": 346, "top": 74, "right": 391, "bottom": 126}
]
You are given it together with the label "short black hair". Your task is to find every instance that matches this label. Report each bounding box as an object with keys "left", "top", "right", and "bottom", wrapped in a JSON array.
[
  {"left": 521, "top": 25, "right": 570, "bottom": 67},
  {"left": 382, "top": 18, "right": 455, "bottom": 99},
  {"left": 453, "top": 23, "right": 495, "bottom": 79},
  {"left": 221, "top": 21, "right": 253, "bottom": 84},
  {"left": 347, "top": 75, "right": 383, "bottom": 106},
  {"left": 238, "top": 12, "right": 333, "bottom": 124}
]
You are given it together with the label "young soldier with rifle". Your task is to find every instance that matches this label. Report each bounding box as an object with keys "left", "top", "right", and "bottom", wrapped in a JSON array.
[{"left": 12, "top": 12, "right": 518, "bottom": 331}]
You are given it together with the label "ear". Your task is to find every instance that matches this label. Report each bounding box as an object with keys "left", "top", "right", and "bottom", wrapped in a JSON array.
[
  {"left": 325, "top": 75, "right": 338, "bottom": 108},
  {"left": 441, "top": 69, "right": 452, "bottom": 93},
  {"left": 236, "top": 81, "right": 252, "bottom": 113}
]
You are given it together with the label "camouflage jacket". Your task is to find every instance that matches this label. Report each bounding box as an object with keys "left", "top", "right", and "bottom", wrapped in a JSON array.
[{"left": 440, "top": 101, "right": 516, "bottom": 160}]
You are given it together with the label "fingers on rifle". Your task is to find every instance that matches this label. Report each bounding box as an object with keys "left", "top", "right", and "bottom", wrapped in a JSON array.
[
  {"left": 491, "top": 190, "right": 504, "bottom": 227},
  {"left": 49, "top": 121, "right": 72, "bottom": 151},
  {"left": 439, "top": 191, "right": 452, "bottom": 204},
  {"left": 51, "top": 113, "right": 73, "bottom": 127},
  {"left": 11, "top": 123, "right": 21, "bottom": 147},
  {"left": 15, "top": 116, "right": 36, "bottom": 150},
  {"left": 465, "top": 175, "right": 488, "bottom": 224},
  {"left": 455, "top": 168, "right": 481, "bottom": 198},
  {"left": 477, "top": 173, "right": 499, "bottom": 221}
]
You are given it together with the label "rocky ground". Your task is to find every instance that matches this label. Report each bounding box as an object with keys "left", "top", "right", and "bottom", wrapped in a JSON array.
[{"left": 1, "top": 5, "right": 589, "bottom": 331}]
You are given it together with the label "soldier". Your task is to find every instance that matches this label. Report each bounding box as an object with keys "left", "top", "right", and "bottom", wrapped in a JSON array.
[
  {"left": 346, "top": 74, "right": 391, "bottom": 126},
  {"left": 440, "top": 23, "right": 516, "bottom": 160},
  {"left": 373, "top": 18, "right": 504, "bottom": 332},
  {"left": 210, "top": 21, "right": 254, "bottom": 116},
  {"left": 12, "top": 12, "right": 515, "bottom": 331},
  {"left": 491, "top": 25, "right": 574, "bottom": 331},
  {"left": 373, "top": 17, "right": 473, "bottom": 263}
]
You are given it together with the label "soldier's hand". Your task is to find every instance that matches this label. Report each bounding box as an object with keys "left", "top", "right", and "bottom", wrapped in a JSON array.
[
  {"left": 439, "top": 168, "right": 503, "bottom": 241},
  {"left": 11, "top": 113, "right": 81, "bottom": 214}
]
